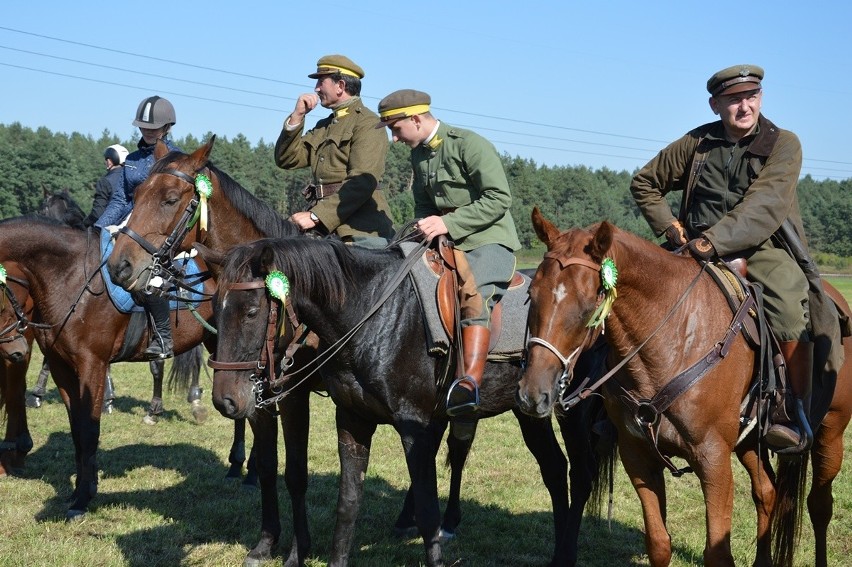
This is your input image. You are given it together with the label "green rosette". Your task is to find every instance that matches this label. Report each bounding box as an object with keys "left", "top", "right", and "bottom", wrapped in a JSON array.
[
  {"left": 0, "top": 263, "right": 6, "bottom": 286},
  {"left": 265, "top": 271, "right": 290, "bottom": 301}
]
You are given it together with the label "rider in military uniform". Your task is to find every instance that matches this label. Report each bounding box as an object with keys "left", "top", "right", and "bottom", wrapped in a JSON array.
[
  {"left": 377, "top": 89, "right": 521, "bottom": 417},
  {"left": 630, "top": 65, "right": 819, "bottom": 451},
  {"left": 274, "top": 54, "right": 394, "bottom": 244}
]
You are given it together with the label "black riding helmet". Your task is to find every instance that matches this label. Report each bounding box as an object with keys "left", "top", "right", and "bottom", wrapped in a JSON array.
[{"left": 132, "top": 96, "right": 176, "bottom": 129}]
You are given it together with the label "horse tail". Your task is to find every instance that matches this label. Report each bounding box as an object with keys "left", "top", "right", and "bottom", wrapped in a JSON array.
[
  {"left": 587, "top": 423, "right": 618, "bottom": 519},
  {"left": 770, "top": 453, "right": 808, "bottom": 567},
  {"left": 167, "top": 345, "right": 204, "bottom": 394}
]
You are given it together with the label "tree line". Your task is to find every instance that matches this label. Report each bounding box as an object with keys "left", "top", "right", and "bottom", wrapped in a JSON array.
[{"left": 1, "top": 122, "right": 849, "bottom": 267}]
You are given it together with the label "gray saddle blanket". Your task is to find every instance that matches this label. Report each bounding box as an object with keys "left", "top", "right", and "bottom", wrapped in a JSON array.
[{"left": 399, "top": 242, "right": 529, "bottom": 361}]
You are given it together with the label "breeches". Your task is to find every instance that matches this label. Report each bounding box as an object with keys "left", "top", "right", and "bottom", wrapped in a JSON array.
[
  {"left": 746, "top": 247, "right": 809, "bottom": 341},
  {"left": 456, "top": 244, "right": 516, "bottom": 329}
]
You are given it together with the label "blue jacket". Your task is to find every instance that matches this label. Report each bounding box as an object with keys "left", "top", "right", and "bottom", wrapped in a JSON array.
[{"left": 95, "top": 138, "right": 180, "bottom": 228}]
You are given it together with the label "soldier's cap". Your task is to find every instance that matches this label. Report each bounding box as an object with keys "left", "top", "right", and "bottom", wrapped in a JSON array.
[
  {"left": 375, "top": 89, "right": 431, "bottom": 128},
  {"left": 307, "top": 54, "right": 364, "bottom": 79},
  {"left": 707, "top": 64, "right": 764, "bottom": 96}
]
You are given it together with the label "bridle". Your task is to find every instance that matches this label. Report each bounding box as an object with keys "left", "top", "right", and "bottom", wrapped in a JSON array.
[
  {"left": 119, "top": 165, "right": 211, "bottom": 298},
  {"left": 0, "top": 275, "right": 32, "bottom": 345},
  {"left": 207, "top": 279, "right": 311, "bottom": 409}
]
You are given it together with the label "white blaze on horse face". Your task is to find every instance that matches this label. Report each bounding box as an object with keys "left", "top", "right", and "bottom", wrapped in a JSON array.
[{"left": 553, "top": 282, "right": 568, "bottom": 304}]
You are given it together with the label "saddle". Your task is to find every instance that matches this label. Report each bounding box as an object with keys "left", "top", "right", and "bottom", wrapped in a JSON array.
[{"left": 425, "top": 235, "right": 525, "bottom": 351}]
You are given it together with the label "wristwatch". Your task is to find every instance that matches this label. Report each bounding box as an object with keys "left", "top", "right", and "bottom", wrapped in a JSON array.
[{"left": 309, "top": 212, "right": 319, "bottom": 223}]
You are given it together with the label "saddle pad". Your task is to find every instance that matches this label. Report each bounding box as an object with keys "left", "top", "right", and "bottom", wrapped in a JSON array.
[
  {"left": 99, "top": 229, "right": 205, "bottom": 314},
  {"left": 399, "top": 242, "right": 529, "bottom": 361}
]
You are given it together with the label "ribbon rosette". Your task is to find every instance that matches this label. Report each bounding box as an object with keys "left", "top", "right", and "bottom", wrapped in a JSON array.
[
  {"left": 587, "top": 257, "right": 618, "bottom": 328},
  {"left": 189, "top": 173, "right": 214, "bottom": 231},
  {"left": 265, "top": 271, "right": 290, "bottom": 302},
  {"left": 0, "top": 263, "right": 6, "bottom": 286}
]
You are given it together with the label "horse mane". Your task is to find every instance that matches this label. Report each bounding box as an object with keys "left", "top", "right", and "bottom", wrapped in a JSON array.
[
  {"left": 150, "top": 152, "right": 301, "bottom": 239},
  {"left": 220, "top": 238, "right": 387, "bottom": 310}
]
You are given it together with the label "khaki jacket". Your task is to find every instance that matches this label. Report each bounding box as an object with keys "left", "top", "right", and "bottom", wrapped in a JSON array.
[
  {"left": 411, "top": 122, "right": 520, "bottom": 252},
  {"left": 275, "top": 97, "right": 394, "bottom": 239}
]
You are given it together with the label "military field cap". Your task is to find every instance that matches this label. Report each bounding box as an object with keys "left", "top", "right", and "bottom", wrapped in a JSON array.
[
  {"left": 707, "top": 64, "right": 764, "bottom": 96},
  {"left": 308, "top": 54, "right": 364, "bottom": 79},
  {"left": 376, "top": 89, "right": 431, "bottom": 127}
]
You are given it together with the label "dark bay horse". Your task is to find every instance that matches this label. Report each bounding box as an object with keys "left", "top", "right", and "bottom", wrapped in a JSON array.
[
  {"left": 516, "top": 209, "right": 852, "bottom": 567},
  {"left": 204, "top": 235, "right": 608, "bottom": 567},
  {"left": 105, "top": 137, "right": 608, "bottom": 566},
  {"left": 37, "top": 190, "right": 209, "bottom": 425},
  {"left": 0, "top": 261, "right": 37, "bottom": 475},
  {"left": 0, "top": 216, "right": 217, "bottom": 519}
]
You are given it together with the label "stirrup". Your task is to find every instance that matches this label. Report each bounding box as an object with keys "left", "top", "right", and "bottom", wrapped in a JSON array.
[
  {"left": 769, "top": 398, "right": 814, "bottom": 455},
  {"left": 446, "top": 376, "right": 480, "bottom": 417},
  {"left": 144, "top": 340, "right": 174, "bottom": 360}
]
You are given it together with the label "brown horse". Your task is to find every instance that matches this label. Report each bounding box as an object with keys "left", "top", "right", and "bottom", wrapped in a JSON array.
[
  {"left": 0, "top": 216, "right": 217, "bottom": 519},
  {"left": 0, "top": 261, "right": 37, "bottom": 476},
  {"left": 105, "top": 138, "right": 610, "bottom": 567},
  {"left": 516, "top": 209, "right": 852, "bottom": 567}
]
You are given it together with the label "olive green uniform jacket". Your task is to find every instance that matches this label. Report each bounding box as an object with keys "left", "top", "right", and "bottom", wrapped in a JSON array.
[
  {"left": 411, "top": 122, "right": 520, "bottom": 252},
  {"left": 274, "top": 96, "right": 395, "bottom": 240}
]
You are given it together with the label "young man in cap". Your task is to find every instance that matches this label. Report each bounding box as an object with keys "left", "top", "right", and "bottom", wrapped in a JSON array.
[
  {"left": 377, "top": 89, "right": 521, "bottom": 417},
  {"left": 275, "top": 54, "right": 394, "bottom": 244},
  {"left": 630, "top": 64, "right": 839, "bottom": 452}
]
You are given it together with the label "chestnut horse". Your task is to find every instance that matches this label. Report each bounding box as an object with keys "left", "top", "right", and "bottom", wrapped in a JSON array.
[
  {"left": 105, "top": 137, "right": 609, "bottom": 566},
  {"left": 516, "top": 209, "right": 852, "bottom": 567},
  {"left": 203, "top": 236, "right": 608, "bottom": 567},
  {"left": 0, "top": 261, "right": 37, "bottom": 476},
  {"left": 0, "top": 216, "right": 217, "bottom": 519}
]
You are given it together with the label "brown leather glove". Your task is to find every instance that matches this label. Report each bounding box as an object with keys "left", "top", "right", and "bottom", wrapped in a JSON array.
[
  {"left": 686, "top": 237, "right": 716, "bottom": 261},
  {"left": 664, "top": 220, "right": 688, "bottom": 247}
]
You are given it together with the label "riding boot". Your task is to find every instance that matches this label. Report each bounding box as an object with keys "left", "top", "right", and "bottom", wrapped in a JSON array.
[
  {"left": 143, "top": 295, "right": 174, "bottom": 360},
  {"left": 446, "top": 325, "right": 490, "bottom": 418},
  {"left": 26, "top": 359, "right": 52, "bottom": 408},
  {"left": 765, "top": 340, "right": 813, "bottom": 451},
  {"left": 102, "top": 369, "right": 116, "bottom": 414}
]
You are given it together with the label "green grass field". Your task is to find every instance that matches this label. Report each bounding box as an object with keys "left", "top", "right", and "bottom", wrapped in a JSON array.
[{"left": 1, "top": 280, "right": 850, "bottom": 566}]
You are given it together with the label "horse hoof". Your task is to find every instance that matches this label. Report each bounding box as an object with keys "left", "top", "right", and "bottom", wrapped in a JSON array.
[
  {"left": 243, "top": 553, "right": 273, "bottom": 567},
  {"left": 439, "top": 528, "right": 455, "bottom": 544},
  {"left": 142, "top": 414, "right": 159, "bottom": 426},
  {"left": 392, "top": 525, "right": 419, "bottom": 539},
  {"left": 102, "top": 402, "right": 114, "bottom": 415},
  {"left": 66, "top": 509, "right": 86, "bottom": 522},
  {"left": 26, "top": 395, "right": 42, "bottom": 409},
  {"left": 191, "top": 401, "right": 208, "bottom": 424}
]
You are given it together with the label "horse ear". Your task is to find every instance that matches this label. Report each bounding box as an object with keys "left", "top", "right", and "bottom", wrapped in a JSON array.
[
  {"left": 531, "top": 206, "right": 561, "bottom": 247},
  {"left": 259, "top": 243, "right": 277, "bottom": 275},
  {"left": 190, "top": 135, "right": 217, "bottom": 169},
  {"left": 154, "top": 139, "right": 170, "bottom": 160},
  {"left": 589, "top": 221, "right": 615, "bottom": 262},
  {"left": 193, "top": 242, "right": 224, "bottom": 267}
]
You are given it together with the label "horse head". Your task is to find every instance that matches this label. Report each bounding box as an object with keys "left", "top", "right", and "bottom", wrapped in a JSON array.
[
  {"left": 40, "top": 190, "right": 86, "bottom": 230},
  {"left": 107, "top": 137, "right": 216, "bottom": 292},
  {"left": 0, "top": 262, "right": 34, "bottom": 364},
  {"left": 517, "top": 208, "right": 617, "bottom": 417}
]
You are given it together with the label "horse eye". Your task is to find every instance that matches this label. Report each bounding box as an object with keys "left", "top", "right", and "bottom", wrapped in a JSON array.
[
  {"left": 246, "top": 307, "right": 259, "bottom": 318},
  {"left": 164, "top": 198, "right": 180, "bottom": 207}
]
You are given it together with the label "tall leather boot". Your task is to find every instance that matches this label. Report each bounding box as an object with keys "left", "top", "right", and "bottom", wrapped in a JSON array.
[
  {"left": 446, "top": 325, "right": 490, "bottom": 417},
  {"left": 26, "top": 359, "right": 52, "bottom": 408},
  {"left": 765, "top": 340, "right": 813, "bottom": 451},
  {"left": 143, "top": 295, "right": 174, "bottom": 360}
]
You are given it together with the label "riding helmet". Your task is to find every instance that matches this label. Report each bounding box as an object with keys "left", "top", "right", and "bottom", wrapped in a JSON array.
[
  {"left": 132, "top": 96, "right": 176, "bottom": 129},
  {"left": 103, "top": 144, "right": 129, "bottom": 166}
]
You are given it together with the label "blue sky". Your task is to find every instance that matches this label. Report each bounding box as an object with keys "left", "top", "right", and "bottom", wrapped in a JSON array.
[{"left": 2, "top": 1, "right": 851, "bottom": 180}]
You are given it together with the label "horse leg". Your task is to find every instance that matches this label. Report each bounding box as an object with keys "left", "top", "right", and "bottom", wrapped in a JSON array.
[
  {"left": 279, "top": 387, "right": 311, "bottom": 567},
  {"left": 328, "top": 408, "right": 378, "bottom": 567},
  {"left": 26, "top": 358, "right": 51, "bottom": 408},
  {"left": 243, "top": 409, "right": 282, "bottom": 567},
  {"left": 808, "top": 410, "right": 849, "bottom": 567},
  {"left": 693, "top": 443, "right": 736, "bottom": 566},
  {"left": 102, "top": 366, "right": 115, "bottom": 414},
  {"left": 143, "top": 359, "right": 165, "bottom": 425},
  {"left": 51, "top": 358, "right": 105, "bottom": 520},
  {"left": 226, "top": 417, "right": 247, "bottom": 479},
  {"left": 1, "top": 361, "right": 33, "bottom": 475},
  {"left": 734, "top": 445, "right": 775, "bottom": 566},
  {"left": 513, "top": 408, "right": 572, "bottom": 565},
  {"left": 187, "top": 349, "right": 208, "bottom": 424},
  {"left": 618, "top": 439, "right": 672, "bottom": 566}
]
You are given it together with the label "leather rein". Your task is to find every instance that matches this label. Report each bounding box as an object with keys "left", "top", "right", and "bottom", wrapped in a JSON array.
[{"left": 527, "top": 254, "right": 754, "bottom": 476}]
